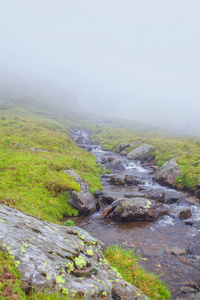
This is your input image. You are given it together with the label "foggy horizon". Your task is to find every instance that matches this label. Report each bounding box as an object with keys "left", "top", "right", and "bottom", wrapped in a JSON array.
[{"left": 1, "top": 1, "right": 200, "bottom": 135}]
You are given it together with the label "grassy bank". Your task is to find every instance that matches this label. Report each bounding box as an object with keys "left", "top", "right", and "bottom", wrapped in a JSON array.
[
  {"left": 92, "top": 126, "right": 200, "bottom": 191},
  {"left": 105, "top": 244, "right": 171, "bottom": 300},
  {"left": 0, "top": 109, "right": 102, "bottom": 223}
]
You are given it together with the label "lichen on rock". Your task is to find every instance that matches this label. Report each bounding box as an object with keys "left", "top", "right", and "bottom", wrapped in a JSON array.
[{"left": 0, "top": 204, "right": 149, "bottom": 299}]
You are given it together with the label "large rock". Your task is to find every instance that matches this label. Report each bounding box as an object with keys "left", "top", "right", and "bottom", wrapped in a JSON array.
[
  {"left": 109, "top": 159, "right": 126, "bottom": 171},
  {"left": 108, "top": 197, "right": 167, "bottom": 221},
  {"left": 155, "top": 159, "right": 181, "bottom": 186},
  {"left": 117, "top": 143, "right": 130, "bottom": 153},
  {"left": 65, "top": 170, "right": 96, "bottom": 215},
  {"left": 0, "top": 204, "right": 149, "bottom": 300},
  {"left": 127, "top": 144, "right": 153, "bottom": 160}
]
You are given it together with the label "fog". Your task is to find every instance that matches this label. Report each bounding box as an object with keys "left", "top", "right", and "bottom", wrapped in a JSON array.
[{"left": 1, "top": 1, "right": 200, "bottom": 135}]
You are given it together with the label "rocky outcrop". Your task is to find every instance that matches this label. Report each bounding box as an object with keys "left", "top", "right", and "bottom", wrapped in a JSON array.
[
  {"left": 155, "top": 159, "right": 181, "bottom": 186},
  {"left": 109, "top": 159, "right": 126, "bottom": 171},
  {"left": 117, "top": 143, "right": 130, "bottom": 153},
  {"left": 123, "top": 175, "right": 142, "bottom": 186},
  {"left": 65, "top": 170, "right": 96, "bottom": 215},
  {"left": 108, "top": 175, "right": 125, "bottom": 186},
  {"left": 107, "top": 197, "right": 167, "bottom": 221},
  {"left": 124, "top": 189, "right": 165, "bottom": 202},
  {"left": 0, "top": 204, "right": 149, "bottom": 300},
  {"left": 127, "top": 144, "right": 153, "bottom": 160}
]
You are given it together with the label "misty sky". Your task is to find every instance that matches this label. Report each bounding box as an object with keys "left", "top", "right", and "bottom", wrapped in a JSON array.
[{"left": 1, "top": 1, "right": 200, "bottom": 133}]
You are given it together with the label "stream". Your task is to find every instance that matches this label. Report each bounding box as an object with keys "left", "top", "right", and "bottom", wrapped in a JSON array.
[{"left": 70, "top": 129, "right": 200, "bottom": 299}]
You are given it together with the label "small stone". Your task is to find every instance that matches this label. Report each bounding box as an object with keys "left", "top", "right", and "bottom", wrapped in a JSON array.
[
  {"left": 170, "top": 246, "right": 186, "bottom": 256},
  {"left": 179, "top": 209, "right": 192, "bottom": 220}
]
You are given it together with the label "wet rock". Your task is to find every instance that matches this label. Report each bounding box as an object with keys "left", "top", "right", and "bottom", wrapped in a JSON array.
[
  {"left": 117, "top": 143, "right": 130, "bottom": 153},
  {"left": 184, "top": 220, "right": 194, "bottom": 226},
  {"left": 155, "top": 159, "right": 181, "bottom": 186},
  {"left": 99, "top": 206, "right": 113, "bottom": 219},
  {"left": 0, "top": 204, "right": 149, "bottom": 300},
  {"left": 195, "top": 189, "right": 200, "bottom": 199},
  {"left": 93, "top": 190, "right": 102, "bottom": 199},
  {"left": 119, "top": 150, "right": 127, "bottom": 156},
  {"left": 186, "top": 196, "right": 200, "bottom": 205},
  {"left": 108, "top": 175, "right": 125, "bottom": 186},
  {"left": 179, "top": 209, "right": 192, "bottom": 220},
  {"left": 107, "top": 156, "right": 114, "bottom": 162},
  {"left": 101, "top": 157, "right": 107, "bottom": 164},
  {"left": 65, "top": 170, "right": 96, "bottom": 215},
  {"left": 150, "top": 164, "right": 158, "bottom": 172},
  {"left": 123, "top": 175, "right": 142, "bottom": 186},
  {"left": 110, "top": 159, "right": 126, "bottom": 171},
  {"left": 96, "top": 194, "right": 115, "bottom": 211},
  {"left": 142, "top": 188, "right": 165, "bottom": 202},
  {"left": 127, "top": 144, "right": 153, "bottom": 160},
  {"left": 108, "top": 197, "right": 167, "bottom": 221},
  {"left": 170, "top": 246, "right": 186, "bottom": 256},
  {"left": 164, "top": 190, "right": 184, "bottom": 203}
]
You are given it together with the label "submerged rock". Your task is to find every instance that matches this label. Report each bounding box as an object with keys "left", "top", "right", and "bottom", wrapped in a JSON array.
[
  {"left": 155, "top": 159, "right": 181, "bottom": 186},
  {"left": 0, "top": 204, "right": 149, "bottom": 300},
  {"left": 108, "top": 197, "right": 167, "bottom": 221},
  {"left": 65, "top": 170, "right": 96, "bottom": 215},
  {"left": 127, "top": 144, "right": 153, "bottom": 160}
]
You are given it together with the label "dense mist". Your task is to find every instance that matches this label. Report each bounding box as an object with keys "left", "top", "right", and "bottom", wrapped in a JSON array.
[{"left": 1, "top": 1, "right": 200, "bottom": 135}]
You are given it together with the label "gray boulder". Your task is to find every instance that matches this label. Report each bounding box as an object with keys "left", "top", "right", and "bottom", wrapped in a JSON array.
[
  {"left": 117, "top": 142, "right": 130, "bottom": 153},
  {"left": 108, "top": 197, "right": 167, "bottom": 221},
  {"left": 0, "top": 204, "right": 149, "bottom": 300},
  {"left": 127, "top": 144, "right": 153, "bottom": 160},
  {"left": 110, "top": 159, "right": 126, "bottom": 171},
  {"left": 155, "top": 159, "right": 181, "bottom": 186},
  {"left": 65, "top": 170, "right": 96, "bottom": 215}
]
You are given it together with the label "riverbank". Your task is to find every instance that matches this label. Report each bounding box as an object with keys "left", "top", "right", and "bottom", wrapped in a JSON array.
[{"left": 91, "top": 126, "right": 200, "bottom": 193}]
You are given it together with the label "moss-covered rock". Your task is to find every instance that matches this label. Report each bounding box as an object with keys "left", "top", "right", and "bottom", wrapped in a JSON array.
[{"left": 0, "top": 204, "right": 149, "bottom": 299}]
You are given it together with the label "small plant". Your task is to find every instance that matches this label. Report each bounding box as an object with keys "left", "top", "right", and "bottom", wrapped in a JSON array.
[{"left": 64, "top": 220, "right": 75, "bottom": 226}]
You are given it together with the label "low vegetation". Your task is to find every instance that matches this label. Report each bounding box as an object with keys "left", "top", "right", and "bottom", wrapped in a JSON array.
[
  {"left": 0, "top": 109, "right": 102, "bottom": 223},
  {"left": 92, "top": 126, "right": 200, "bottom": 191},
  {"left": 105, "top": 244, "right": 171, "bottom": 300}
]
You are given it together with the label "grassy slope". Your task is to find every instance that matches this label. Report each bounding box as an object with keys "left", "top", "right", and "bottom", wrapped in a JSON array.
[
  {"left": 0, "top": 109, "right": 103, "bottom": 223},
  {"left": 92, "top": 126, "right": 200, "bottom": 191}
]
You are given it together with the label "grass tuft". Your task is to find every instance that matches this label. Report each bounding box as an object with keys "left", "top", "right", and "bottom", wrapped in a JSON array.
[{"left": 105, "top": 244, "right": 171, "bottom": 300}]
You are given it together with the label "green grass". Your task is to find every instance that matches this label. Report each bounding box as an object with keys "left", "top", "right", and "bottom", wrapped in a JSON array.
[
  {"left": 0, "top": 110, "right": 102, "bottom": 223},
  {"left": 105, "top": 244, "right": 171, "bottom": 300},
  {"left": 92, "top": 126, "right": 200, "bottom": 191}
]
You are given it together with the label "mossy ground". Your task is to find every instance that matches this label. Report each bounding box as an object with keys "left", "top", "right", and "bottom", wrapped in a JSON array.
[
  {"left": 105, "top": 244, "right": 171, "bottom": 300},
  {"left": 92, "top": 126, "right": 200, "bottom": 191},
  {"left": 0, "top": 109, "right": 102, "bottom": 223}
]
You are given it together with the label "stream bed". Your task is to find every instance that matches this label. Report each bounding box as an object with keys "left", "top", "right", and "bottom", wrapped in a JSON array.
[{"left": 70, "top": 129, "right": 200, "bottom": 299}]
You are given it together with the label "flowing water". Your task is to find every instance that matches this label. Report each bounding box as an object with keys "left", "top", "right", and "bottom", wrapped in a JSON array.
[{"left": 70, "top": 130, "right": 200, "bottom": 299}]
